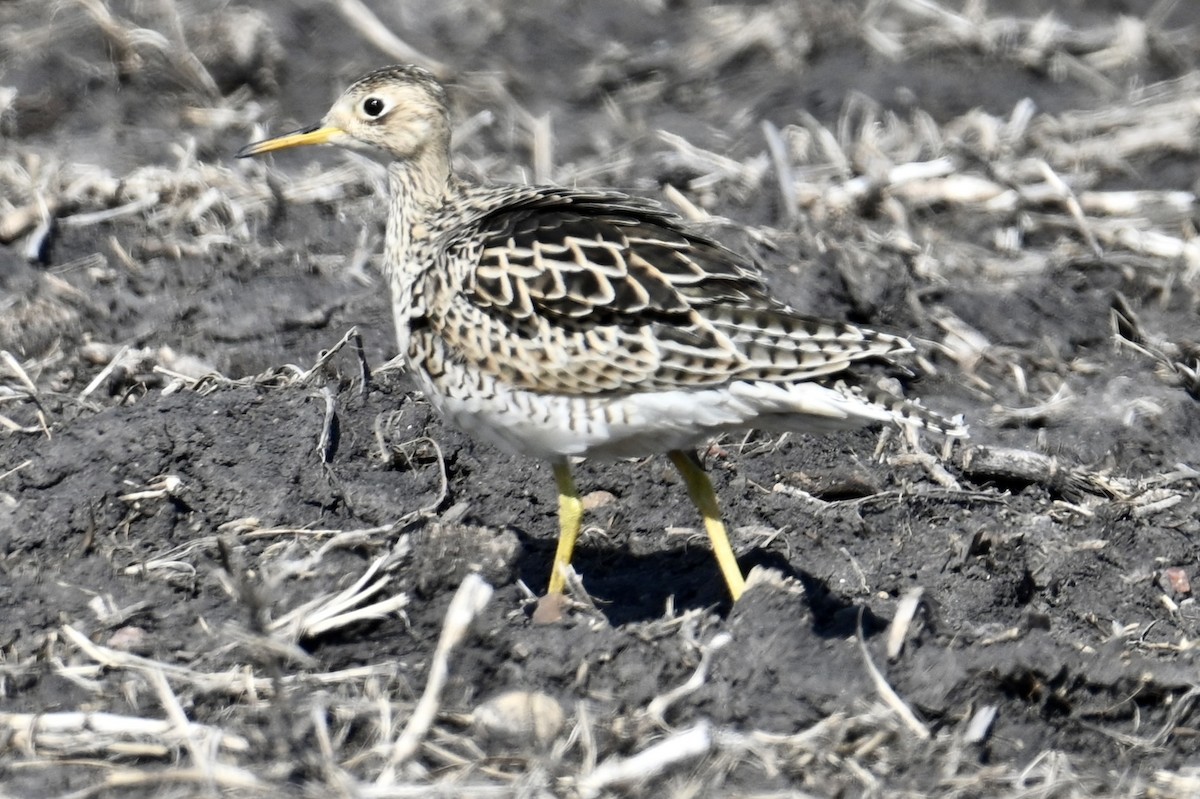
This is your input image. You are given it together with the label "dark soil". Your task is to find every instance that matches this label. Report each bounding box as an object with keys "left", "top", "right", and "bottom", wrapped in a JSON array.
[{"left": 2, "top": 1, "right": 1199, "bottom": 797}]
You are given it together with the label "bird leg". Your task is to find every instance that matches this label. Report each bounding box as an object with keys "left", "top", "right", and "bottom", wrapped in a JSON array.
[
  {"left": 668, "top": 450, "right": 746, "bottom": 601},
  {"left": 548, "top": 461, "right": 583, "bottom": 594}
]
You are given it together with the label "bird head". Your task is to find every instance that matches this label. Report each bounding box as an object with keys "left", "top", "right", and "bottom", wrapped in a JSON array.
[{"left": 237, "top": 64, "right": 450, "bottom": 162}]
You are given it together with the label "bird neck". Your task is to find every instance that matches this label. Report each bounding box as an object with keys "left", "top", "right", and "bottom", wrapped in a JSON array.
[
  {"left": 384, "top": 153, "right": 452, "bottom": 344},
  {"left": 387, "top": 148, "right": 452, "bottom": 215},
  {"left": 385, "top": 154, "right": 449, "bottom": 274}
]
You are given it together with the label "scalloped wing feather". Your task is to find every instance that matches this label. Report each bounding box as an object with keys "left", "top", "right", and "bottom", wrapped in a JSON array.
[{"left": 432, "top": 189, "right": 912, "bottom": 397}]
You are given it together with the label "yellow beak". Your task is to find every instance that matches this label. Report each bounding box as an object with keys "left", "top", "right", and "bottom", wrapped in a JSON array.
[{"left": 236, "top": 124, "right": 342, "bottom": 158}]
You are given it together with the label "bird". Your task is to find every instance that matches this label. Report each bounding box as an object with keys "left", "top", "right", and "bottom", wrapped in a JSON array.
[{"left": 237, "top": 64, "right": 965, "bottom": 603}]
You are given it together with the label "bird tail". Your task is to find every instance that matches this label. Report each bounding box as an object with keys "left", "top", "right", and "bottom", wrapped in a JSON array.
[{"left": 832, "top": 380, "right": 968, "bottom": 438}]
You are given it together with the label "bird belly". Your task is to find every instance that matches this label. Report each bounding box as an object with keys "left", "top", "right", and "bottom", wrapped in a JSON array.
[{"left": 419, "top": 362, "right": 902, "bottom": 461}]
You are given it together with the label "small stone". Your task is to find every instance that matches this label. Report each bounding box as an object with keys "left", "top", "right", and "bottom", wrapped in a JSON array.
[
  {"left": 106, "top": 626, "right": 149, "bottom": 652},
  {"left": 581, "top": 490, "right": 617, "bottom": 510},
  {"left": 474, "top": 690, "right": 566, "bottom": 747},
  {"left": 1162, "top": 567, "right": 1191, "bottom": 595}
]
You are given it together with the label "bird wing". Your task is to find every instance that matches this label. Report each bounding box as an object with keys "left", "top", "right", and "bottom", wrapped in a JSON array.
[{"left": 439, "top": 190, "right": 909, "bottom": 396}]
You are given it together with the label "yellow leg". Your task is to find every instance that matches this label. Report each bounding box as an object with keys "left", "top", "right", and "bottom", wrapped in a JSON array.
[
  {"left": 668, "top": 450, "right": 746, "bottom": 602},
  {"left": 547, "top": 461, "right": 583, "bottom": 594}
]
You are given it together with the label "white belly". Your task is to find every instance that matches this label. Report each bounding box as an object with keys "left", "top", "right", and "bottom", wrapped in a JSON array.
[{"left": 416, "top": 368, "right": 899, "bottom": 462}]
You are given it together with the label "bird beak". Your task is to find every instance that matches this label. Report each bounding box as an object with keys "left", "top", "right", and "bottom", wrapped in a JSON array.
[{"left": 236, "top": 123, "right": 342, "bottom": 158}]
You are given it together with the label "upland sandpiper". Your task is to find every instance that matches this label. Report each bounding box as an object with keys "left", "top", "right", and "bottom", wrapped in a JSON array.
[{"left": 238, "top": 64, "right": 965, "bottom": 602}]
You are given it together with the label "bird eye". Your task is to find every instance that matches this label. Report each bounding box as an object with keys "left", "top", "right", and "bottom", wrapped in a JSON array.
[{"left": 362, "top": 96, "right": 387, "bottom": 118}]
